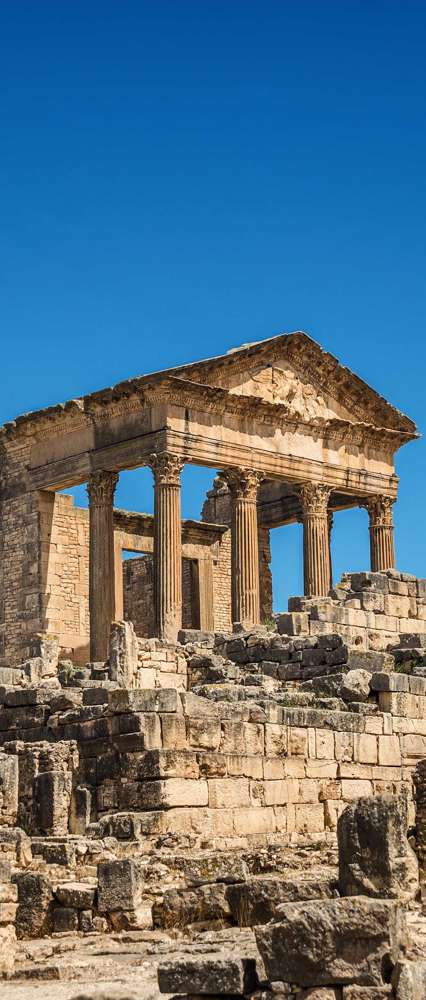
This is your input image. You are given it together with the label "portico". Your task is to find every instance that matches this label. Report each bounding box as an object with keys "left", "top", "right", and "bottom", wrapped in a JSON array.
[{"left": 0, "top": 331, "right": 417, "bottom": 664}]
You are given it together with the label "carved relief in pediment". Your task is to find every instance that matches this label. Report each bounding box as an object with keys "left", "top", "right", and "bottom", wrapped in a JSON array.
[{"left": 229, "top": 365, "right": 335, "bottom": 421}]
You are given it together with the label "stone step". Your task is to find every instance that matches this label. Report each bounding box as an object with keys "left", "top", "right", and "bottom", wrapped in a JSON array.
[{"left": 0, "top": 667, "right": 25, "bottom": 686}]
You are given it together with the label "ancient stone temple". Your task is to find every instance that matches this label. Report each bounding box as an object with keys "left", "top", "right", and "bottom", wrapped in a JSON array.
[
  {"left": 0, "top": 331, "right": 418, "bottom": 668},
  {"left": 1, "top": 332, "right": 426, "bottom": 997}
]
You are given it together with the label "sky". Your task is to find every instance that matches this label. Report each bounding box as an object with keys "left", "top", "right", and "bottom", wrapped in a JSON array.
[{"left": 1, "top": 1, "right": 425, "bottom": 609}]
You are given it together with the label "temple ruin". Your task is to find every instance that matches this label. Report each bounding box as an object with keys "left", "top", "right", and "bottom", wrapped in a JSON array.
[
  {"left": 1, "top": 331, "right": 426, "bottom": 998},
  {"left": 0, "top": 330, "right": 418, "bottom": 667}
]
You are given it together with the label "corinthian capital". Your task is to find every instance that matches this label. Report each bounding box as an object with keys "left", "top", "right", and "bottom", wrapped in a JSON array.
[
  {"left": 87, "top": 470, "right": 119, "bottom": 507},
  {"left": 297, "top": 481, "right": 332, "bottom": 517},
  {"left": 363, "top": 495, "right": 395, "bottom": 527},
  {"left": 150, "top": 452, "right": 184, "bottom": 486},
  {"left": 222, "top": 467, "right": 262, "bottom": 501}
]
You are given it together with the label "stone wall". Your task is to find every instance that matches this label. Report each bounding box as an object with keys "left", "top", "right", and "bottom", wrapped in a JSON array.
[
  {"left": 0, "top": 491, "right": 231, "bottom": 666},
  {"left": 123, "top": 556, "right": 155, "bottom": 637},
  {"left": 2, "top": 629, "right": 426, "bottom": 844},
  {"left": 280, "top": 569, "right": 426, "bottom": 651}
]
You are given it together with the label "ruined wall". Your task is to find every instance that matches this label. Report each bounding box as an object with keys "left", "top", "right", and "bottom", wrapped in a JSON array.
[
  {"left": 280, "top": 570, "right": 426, "bottom": 651},
  {"left": 0, "top": 439, "right": 45, "bottom": 667},
  {"left": 123, "top": 556, "right": 155, "bottom": 637},
  {"left": 123, "top": 556, "right": 200, "bottom": 636},
  {"left": 38, "top": 492, "right": 90, "bottom": 664},
  {"left": 0, "top": 494, "right": 232, "bottom": 665}
]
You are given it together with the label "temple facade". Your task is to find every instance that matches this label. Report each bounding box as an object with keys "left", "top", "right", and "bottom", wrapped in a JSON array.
[{"left": 0, "top": 331, "right": 418, "bottom": 666}]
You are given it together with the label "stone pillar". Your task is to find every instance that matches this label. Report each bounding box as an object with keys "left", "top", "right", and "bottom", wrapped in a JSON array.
[
  {"left": 363, "top": 495, "right": 395, "bottom": 571},
  {"left": 87, "top": 470, "right": 119, "bottom": 663},
  {"left": 328, "top": 510, "right": 334, "bottom": 589},
  {"left": 298, "top": 482, "right": 332, "bottom": 597},
  {"left": 223, "top": 468, "right": 261, "bottom": 629},
  {"left": 150, "top": 452, "right": 184, "bottom": 641}
]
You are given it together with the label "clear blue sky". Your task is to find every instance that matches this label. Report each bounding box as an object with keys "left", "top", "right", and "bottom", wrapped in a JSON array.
[{"left": 1, "top": 2, "right": 425, "bottom": 609}]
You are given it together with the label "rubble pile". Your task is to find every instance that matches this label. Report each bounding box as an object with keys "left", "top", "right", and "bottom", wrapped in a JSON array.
[{"left": 1, "top": 576, "right": 426, "bottom": 995}]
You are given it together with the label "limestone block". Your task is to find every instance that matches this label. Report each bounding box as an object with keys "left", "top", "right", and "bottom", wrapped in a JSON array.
[
  {"left": 263, "top": 757, "right": 286, "bottom": 780},
  {"left": 154, "top": 882, "right": 232, "bottom": 930},
  {"left": 55, "top": 882, "right": 96, "bottom": 909},
  {"left": 306, "top": 760, "right": 338, "bottom": 779},
  {"left": 32, "top": 770, "right": 71, "bottom": 836},
  {"left": 341, "top": 779, "right": 373, "bottom": 801},
  {"left": 13, "top": 872, "right": 53, "bottom": 938},
  {"left": 109, "top": 688, "right": 180, "bottom": 713},
  {"left": 180, "top": 692, "right": 218, "bottom": 717},
  {"left": 315, "top": 729, "right": 335, "bottom": 759},
  {"left": 255, "top": 897, "right": 406, "bottom": 987},
  {"left": 0, "top": 753, "right": 18, "bottom": 826},
  {"left": 347, "top": 650, "right": 394, "bottom": 674},
  {"left": 232, "top": 805, "right": 276, "bottom": 834},
  {"left": 400, "top": 733, "right": 426, "bottom": 759},
  {"left": 158, "top": 956, "right": 258, "bottom": 995},
  {"left": 294, "top": 803, "right": 324, "bottom": 833},
  {"left": 121, "top": 777, "right": 208, "bottom": 810},
  {"left": 265, "top": 723, "right": 288, "bottom": 757},
  {"left": 392, "top": 959, "right": 426, "bottom": 1000},
  {"left": 0, "top": 883, "right": 17, "bottom": 903},
  {"left": 378, "top": 736, "right": 402, "bottom": 766},
  {"left": 109, "top": 620, "right": 139, "bottom": 686},
  {"left": 335, "top": 732, "right": 354, "bottom": 762},
  {"left": 161, "top": 713, "right": 187, "bottom": 749},
  {"left": 187, "top": 717, "right": 221, "bottom": 750},
  {"left": 277, "top": 612, "right": 310, "bottom": 636},
  {"left": 208, "top": 777, "right": 250, "bottom": 808},
  {"left": 227, "top": 754, "right": 263, "bottom": 779},
  {"left": 97, "top": 859, "right": 143, "bottom": 913},
  {"left": 179, "top": 851, "right": 248, "bottom": 887},
  {"left": 354, "top": 734, "right": 378, "bottom": 765},
  {"left": 378, "top": 692, "right": 419, "bottom": 718},
  {"left": 121, "top": 749, "right": 199, "bottom": 780},
  {"left": 0, "top": 924, "right": 17, "bottom": 973},
  {"left": 227, "top": 876, "right": 335, "bottom": 927},
  {"left": 341, "top": 670, "right": 371, "bottom": 703},
  {"left": 384, "top": 595, "right": 415, "bottom": 618},
  {"left": 371, "top": 673, "right": 410, "bottom": 693},
  {"left": 338, "top": 795, "right": 418, "bottom": 902},
  {"left": 289, "top": 727, "right": 308, "bottom": 756},
  {"left": 0, "top": 901, "right": 17, "bottom": 924},
  {"left": 324, "top": 800, "right": 346, "bottom": 831}
]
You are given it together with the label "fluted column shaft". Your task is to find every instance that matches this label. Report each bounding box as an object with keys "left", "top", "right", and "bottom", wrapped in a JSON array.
[
  {"left": 364, "top": 496, "right": 395, "bottom": 571},
  {"left": 87, "top": 470, "right": 119, "bottom": 662},
  {"left": 151, "top": 452, "right": 184, "bottom": 641},
  {"left": 298, "top": 482, "right": 332, "bottom": 597},
  {"left": 223, "top": 468, "right": 261, "bottom": 629}
]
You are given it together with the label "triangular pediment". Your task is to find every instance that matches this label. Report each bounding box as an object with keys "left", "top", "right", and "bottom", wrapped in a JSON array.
[
  {"left": 208, "top": 357, "right": 356, "bottom": 422},
  {"left": 163, "top": 332, "right": 416, "bottom": 433}
]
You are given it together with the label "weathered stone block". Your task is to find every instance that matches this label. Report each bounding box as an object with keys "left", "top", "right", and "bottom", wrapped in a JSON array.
[
  {"left": 13, "top": 872, "right": 53, "bottom": 938},
  {"left": 338, "top": 795, "right": 418, "bottom": 902},
  {"left": 97, "top": 859, "right": 142, "bottom": 914},
  {"left": 154, "top": 883, "right": 232, "bottom": 930},
  {"left": 32, "top": 770, "right": 71, "bottom": 835},
  {"left": 0, "top": 752, "right": 18, "bottom": 826},
  {"left": 158, "top": 956, "right": 258, "bottom": 994},
  {"left": 255, "top": 897, "right": 405, "bottom": 987},
  {"left": 208, "top": 777, "right": 250, "bottom": 809}
]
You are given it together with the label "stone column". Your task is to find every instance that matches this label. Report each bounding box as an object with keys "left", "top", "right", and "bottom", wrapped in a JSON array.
[
  {"left": 223, "top": 468, "right": 262, "bottom": 629},
  {"left": 150, "top": 452, "right": 184, "bottom": 641},
  {"left": 364, "top": 495, "right": 395, "bottom": 571},
  {"left": 87, "top": 470, "right": 119, "bottom": 663},
  {"left": 328, "top": 510, "right": 334, "bottom": 590},
  {"left": 298, "top": 482, "right": 332, "bottom": 597}
]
